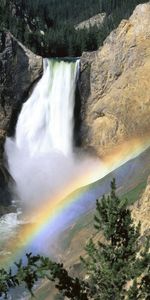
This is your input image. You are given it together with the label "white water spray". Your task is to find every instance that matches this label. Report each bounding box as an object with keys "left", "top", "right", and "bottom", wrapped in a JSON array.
[
  {"left": 5, "top": 59, "right": 86, "bottom": 206},
  {"left": 5, "top": 58, "right": 101, "bottom": 211},
  {"left": 16, "top": 59, "right": 79, "bottom": 156},
  {"left": 2, "top": 58, "right": 103, "bottom": 265}
]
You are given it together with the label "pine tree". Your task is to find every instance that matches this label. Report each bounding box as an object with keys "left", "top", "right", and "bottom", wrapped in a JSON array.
[{"left": 81, "top": 179, "right": 150, "bottom": 300}]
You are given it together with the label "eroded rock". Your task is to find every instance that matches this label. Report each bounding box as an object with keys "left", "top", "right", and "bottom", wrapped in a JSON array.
[
  {"left": 132, "top": 176, "right": 150, "bottom": 236},
  {"left": 0, "top": 31, "right": 42, "bottom": 139},
  {"left": 75, "top": 13, "right": 106, "bottom": 30},
  {"left": 79, "top": 3, "right": 150, "bottom": 157}
]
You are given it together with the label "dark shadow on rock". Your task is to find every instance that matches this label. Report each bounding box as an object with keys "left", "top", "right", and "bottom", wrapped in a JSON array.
[{"left": 73, "top": 80, "right": 82, "bottom": 147}]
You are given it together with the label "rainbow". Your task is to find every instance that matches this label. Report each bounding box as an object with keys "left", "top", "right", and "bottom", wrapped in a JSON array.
[{"left": 1, "top": 136, "right": 150, "bottom": 269}]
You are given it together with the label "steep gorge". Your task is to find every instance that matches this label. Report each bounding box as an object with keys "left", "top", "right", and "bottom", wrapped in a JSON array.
[
  {"left": 0, "top": 4, "right": 150, "bottom": 299},
  {"left": 0, "top": 3, "right": 150, "bottom": 208},
  {"left": 1, "top": 3, "right": 150, "bottom": 160}
]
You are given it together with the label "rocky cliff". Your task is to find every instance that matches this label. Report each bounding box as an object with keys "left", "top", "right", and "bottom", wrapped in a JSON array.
[
  {"left": 75, "top": 13, "right": 106, "bottom": 30},
  {"left": 0, "top": 31, "right": 42, "bottom": 141},
  {"left": 0, "top": 31, "right": 42, "bottom": 208},
  {"left": 79, "top": 3, "right": 150, "bottom": 157},
  {"left": 132, "top": 176, "right": 150, "bottom": 237}
]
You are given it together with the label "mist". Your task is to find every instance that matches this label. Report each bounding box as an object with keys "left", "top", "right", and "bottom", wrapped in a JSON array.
[
  {"left": 5, "top": 59, "right": 102, "bottom": 215},
  {"left": 5, "top": 137, "right": 102, "bottom": 212}
]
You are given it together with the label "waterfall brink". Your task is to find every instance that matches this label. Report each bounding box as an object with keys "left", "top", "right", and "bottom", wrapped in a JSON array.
[{"left": 16, "top": 58, "right": 80, "bottom": 156}]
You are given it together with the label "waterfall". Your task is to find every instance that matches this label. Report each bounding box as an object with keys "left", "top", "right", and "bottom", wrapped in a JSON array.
[
  {"left": 16, "top": 58, "right": 80, "bottom": 156},
  {"left": 5, "top": 58, "right": 81, "bottom": 205},
  {"left": 3, "top": 58, "right": 102, "bottom": 260}
]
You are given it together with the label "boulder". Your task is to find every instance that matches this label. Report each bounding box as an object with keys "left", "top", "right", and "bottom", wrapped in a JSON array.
[{"left": 79, "top": 3, "right": 150, "bottom": 157}]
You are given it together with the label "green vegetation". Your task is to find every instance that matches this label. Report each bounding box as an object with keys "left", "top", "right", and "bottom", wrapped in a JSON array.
[
  {"left": 121, "top": 180, "right": 147, "bottom": 206},
  {"left": 60, "top": 180, "right": 147, "bottom": 251},
  {"left": 0, "top": 180, "right": 149, "bottom": 299},
  {"left": 59, "top": 212, "right": 94, "bottom": 251},
  {"left": 0, "top": 0, "right": 149, "bottom": 57}
]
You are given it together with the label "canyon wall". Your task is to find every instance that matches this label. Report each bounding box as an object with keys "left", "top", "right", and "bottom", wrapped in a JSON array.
[
  {"left": 0, "top": 31, "right": 42, "bottom": 143},
  {"left": 0, "top": 31, "right": 42, "bottom": 208},
  {"left": 132, "top": 175, "right": 150, "bottom": 237},
  {"left": 79, "top": 3, "right": 150, "bottom": 157}
]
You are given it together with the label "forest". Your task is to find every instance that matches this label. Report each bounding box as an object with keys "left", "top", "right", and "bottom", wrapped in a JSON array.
[{"left": 0, "top": 0, "right": 148, "bottom": 56}]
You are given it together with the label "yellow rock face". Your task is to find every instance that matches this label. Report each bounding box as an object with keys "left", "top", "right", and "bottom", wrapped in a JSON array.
[
  {"left": 132, "top": 176, "right": 150, "bottom": 236},
  {"left": 80, "top": 3, "right": 150, "bottom": 157}
]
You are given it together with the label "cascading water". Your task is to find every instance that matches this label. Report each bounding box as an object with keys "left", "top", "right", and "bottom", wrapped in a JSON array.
[
  {"left": 2, "top": 58, "right": 101, "bottom": 263},
  {"left": 15, "top": 59, "right": 80, "bottom": 157},
  {"left": 5, "top": 58, "right": 82, "bottom": 206}
]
